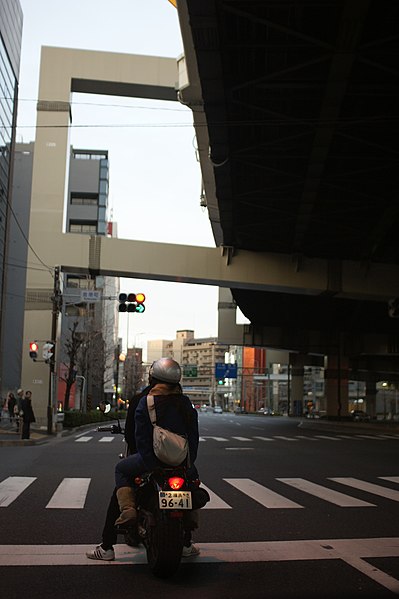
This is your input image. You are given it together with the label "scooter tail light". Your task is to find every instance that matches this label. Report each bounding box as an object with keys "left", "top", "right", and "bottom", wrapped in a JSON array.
[
  {"left": 168, "top": 476, "right": 185, "bottom": 490},
  {"left": 134, "top": 476, "right": 143, "bottom": 485}
]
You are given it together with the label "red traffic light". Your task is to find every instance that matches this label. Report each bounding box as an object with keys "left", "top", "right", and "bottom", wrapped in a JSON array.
[{"left": 29, "top": 341, "right": 38, "bottom": 360}]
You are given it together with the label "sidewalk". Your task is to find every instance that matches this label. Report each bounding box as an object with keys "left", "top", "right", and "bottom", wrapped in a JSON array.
[
  {"left": 0, "top": 420, "right": 105, "bottom": 446},
  {"left": 0, "top": 421, "right": 50, "bottom": 446}
]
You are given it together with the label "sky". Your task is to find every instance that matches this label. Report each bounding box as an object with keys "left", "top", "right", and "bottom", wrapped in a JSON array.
[{"left": 16, "top": 0, "right": 229, "bottom": 357}]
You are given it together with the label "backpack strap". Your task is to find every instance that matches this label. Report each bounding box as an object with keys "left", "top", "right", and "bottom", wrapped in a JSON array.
[{"left": 147, "top": 395, "right": 157, "bottom": 426}]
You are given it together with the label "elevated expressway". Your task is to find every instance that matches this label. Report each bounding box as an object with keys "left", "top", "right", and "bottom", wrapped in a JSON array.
[{"left": 175, "top": 0, "right": 399, "bottom": 397}]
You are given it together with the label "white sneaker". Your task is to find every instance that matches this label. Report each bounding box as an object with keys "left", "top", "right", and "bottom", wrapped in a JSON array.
[
  {"left": 86, "top": 545, "right": 115, "bottom": 561},
  {"left": 182, "top": 543, "right": 200, "bottom": 558}
]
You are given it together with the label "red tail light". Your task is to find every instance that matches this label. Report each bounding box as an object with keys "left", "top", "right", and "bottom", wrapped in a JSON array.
[
  {"left": 168, "top": 477, "right": 185, "bottom": 490},
  {"left": 134, "top": 476, "right": 143, "bottom": 485}
]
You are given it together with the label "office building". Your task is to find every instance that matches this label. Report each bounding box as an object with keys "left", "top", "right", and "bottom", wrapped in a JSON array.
[{"left": 0, "top": 0, "right": 23, "bottom": 393}]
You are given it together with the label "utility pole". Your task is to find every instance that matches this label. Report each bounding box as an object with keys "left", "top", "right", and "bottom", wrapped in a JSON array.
[{"left": 47, "top": 266, "right": 61, "bottom": 434}]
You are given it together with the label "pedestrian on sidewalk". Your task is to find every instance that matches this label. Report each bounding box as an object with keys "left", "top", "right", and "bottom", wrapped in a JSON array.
[
  {"left": 15, "top": 389, "right": 24, "bottom": 433},
  {"left": 6, "top": 392, "right": 16, "bottom": 424},
  {"left": 20, "top": 390, "right": 36, "bottom": 440}
]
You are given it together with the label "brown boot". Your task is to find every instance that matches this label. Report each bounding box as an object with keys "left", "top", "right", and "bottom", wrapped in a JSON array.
[{"left": 115, "top": 487, "right": 137, "bottom": 526}]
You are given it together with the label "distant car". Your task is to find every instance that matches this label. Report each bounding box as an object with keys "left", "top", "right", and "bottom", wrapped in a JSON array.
[
  {"left": 213, "top": 406, "right": 223, "bottom": 414},
  {"left": 257, "top": 407, "right": 274, "bottom": 416},
  {"left": 200, "top": 405, "right": 208, "bottom": 413},
  {"left": 351, "top": 409, "right": 370, "bottom": 422},
  {"left": 235, "top": 407, "right": 248, "bottom": 414}
]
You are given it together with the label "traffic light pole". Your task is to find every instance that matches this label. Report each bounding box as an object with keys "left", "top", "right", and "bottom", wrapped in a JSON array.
[{"left": 47, "top": 266, "right": 61, "bottom": 434}]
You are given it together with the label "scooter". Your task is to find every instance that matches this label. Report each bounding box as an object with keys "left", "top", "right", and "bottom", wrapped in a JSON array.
[{"left": 97, "top": 412, "right": 209, "bottom": 577}]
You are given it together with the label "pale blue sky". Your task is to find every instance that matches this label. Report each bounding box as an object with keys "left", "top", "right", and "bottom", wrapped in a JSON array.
[{"left": 16, "top": 0, "right": 225, "bottom": 354}]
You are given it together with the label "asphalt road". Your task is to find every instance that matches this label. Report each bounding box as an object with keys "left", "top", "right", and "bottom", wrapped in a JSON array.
[{"left": 1, "top": 412, "right": 399, "bottom": 598}]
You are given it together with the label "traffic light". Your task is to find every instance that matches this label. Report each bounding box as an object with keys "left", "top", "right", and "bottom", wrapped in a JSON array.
[
  {"left": 118, "top": 292, "right": 146, "bottom": 313},
  {"left": 29, "top": 341, "right": 38, "bottom": 360},
  {"left": 217, "top": 378, "right": 225, "bottom": 386},
  {"left": 42, "top": 341, "right": 55, "bottom": 363}
]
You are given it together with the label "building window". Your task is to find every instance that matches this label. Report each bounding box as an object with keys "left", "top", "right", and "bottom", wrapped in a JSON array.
[
  {"left": 70, "top": 192, "right": 98, "bottom": 206},
  {"left": 69, "top": 221, "right": 97, "bottom": 234}
]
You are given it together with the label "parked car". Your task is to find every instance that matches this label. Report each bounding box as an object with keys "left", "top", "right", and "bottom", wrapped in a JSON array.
[
  {"left": 235, "top": 407, "right": 248, "bottom": 414},
  {"left": 213, "top": 405, "right": 223, "bottom": 414},
  {"left": 351, "top": 409, "right": 370, "bottom": 422}
]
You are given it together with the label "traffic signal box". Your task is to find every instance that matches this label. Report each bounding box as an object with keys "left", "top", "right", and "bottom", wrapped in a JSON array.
[
  {"left": 118, "top": 293, "right": 146, "bottom": 313},
  {"left": 29, "top": 341, "right": 38, "bottom": 360}
]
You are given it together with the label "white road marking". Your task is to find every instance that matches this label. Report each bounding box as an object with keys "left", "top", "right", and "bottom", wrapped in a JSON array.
[
  {"left": 0, "top": 477, "right": 37, "bottom": 507},
  {"left": 224, "top": 478, "right": 303, "bottom": 509},
  {"left": 231, "top": 437, "right": 252, "bottom": 442},
  {"left": 330, "top": 478, "right": 399, "bottom": 502},
  {"left": 2, "top": 538, "right": 399, "bottom": 592},
  {"left": 355, "top": 435, "right": 386, "bottom": 440},
  {"left": 99, "top": 437, "right": 114, "bottom": 443},
  {"left": 205, "top": 436, "right": 228, "bottom": 442},
  {"left": 314, "top": 435, "right": 341, "bottom": 441},
  {"left": 46, "top": 478, "right": 91, "bottom": 509},
  {"left": 75, "top": 437, "right": 92, "bottom": 443},
  {"left": 277, "top": 478, "right": 375, "bottom": 507},
  {"left": 380, "top": 476, "right": 399, "bottom": 484},
  {"left": 336, "top": 435, "right": 360, "bottom": 439},
  {"left": 199, "top": 483, "right": 232, "bottom": 509},
  {"left": 295, "top": 436, "right": 318, "bottom": 441},
  {"left": 225, "top": 447, "right": 254, "bottom": 451},
  {"left": 75, "top": 429, "right": 96, "bottom": 438},
  {"left": 253, "top": 436, "right": 274, "bottom": 441},
  {"left": 273, "top": 436, "right": 298, "bottom": 441}
]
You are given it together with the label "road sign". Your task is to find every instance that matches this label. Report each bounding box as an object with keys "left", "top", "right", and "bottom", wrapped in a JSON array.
[
  {"left": 183, "top": 365, "right": 198, "bottom": 377},
  {"left": 81, "top": 290, "right": 101, "bottom": 302},
  {"left": 215, "top": 363, "right": 237, "bottom": 379}
]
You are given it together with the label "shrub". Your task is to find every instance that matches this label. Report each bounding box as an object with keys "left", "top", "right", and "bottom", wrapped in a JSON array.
[{"left": 63, "top": 409, "right": 127, "bottom": 428}]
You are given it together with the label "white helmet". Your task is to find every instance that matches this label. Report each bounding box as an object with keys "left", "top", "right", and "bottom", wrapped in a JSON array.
[{"left": 149, "top": 357, "right": 181, "bottom": 384}]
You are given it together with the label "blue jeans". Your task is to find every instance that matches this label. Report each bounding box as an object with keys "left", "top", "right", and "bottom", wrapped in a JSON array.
[{"left": 115, "top": 453, "right": 147, "bottom": 489}]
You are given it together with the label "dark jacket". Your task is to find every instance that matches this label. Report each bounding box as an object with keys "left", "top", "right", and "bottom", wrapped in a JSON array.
[
  {"left": 134, "top": 383, "right": 199, "bottom": 471},
  {"left": 124, "top": 385, "right": 152, "bottom": 454},
  {"left": 20, "top": 398, "right": 35, "bottom": 423}
]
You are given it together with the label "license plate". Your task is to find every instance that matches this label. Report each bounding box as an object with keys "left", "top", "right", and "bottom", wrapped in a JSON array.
[{"left": 159, "top": 491, "right": 192, "bottom": 510}]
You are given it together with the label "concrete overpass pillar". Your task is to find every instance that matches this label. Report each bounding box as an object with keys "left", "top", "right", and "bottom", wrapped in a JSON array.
[
  {"left": 289, "top": 353, "right": 305, "bottom": 416},
  {"left": 366, "top": 380, "right": 377, "bottom": 419},
  {"left": 324, "top": 355, "right": 349, "bottom": 417}
]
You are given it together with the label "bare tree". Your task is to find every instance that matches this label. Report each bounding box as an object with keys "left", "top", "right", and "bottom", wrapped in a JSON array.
[{"left": 61, "top": 320, "right": 84, "bottom": 411}]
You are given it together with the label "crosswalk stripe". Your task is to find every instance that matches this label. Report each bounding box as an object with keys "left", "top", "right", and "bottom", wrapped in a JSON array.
[
  {"left": 273, "top": 436, "right": 298, "bottom": 441},
  {"left": 314, "top": 435, "right": 341, "bottom": 441},
  {"left": 379, "top": 476, "right": 399, "bottom": 484},
  {"left": 202, "top": 436, "right": 228, "bottom": 442},
  {"left": 295, "top": 436, "right": 319, "bottom": 441},
  {"left": 277, "top": 478, "right": 375, "bottom": 507},
  {"left": 253, "top": 436, "right": 274, "bottom": 441},
  {"left": 199, "top": 483, "right": 232, "bottom": 509},
  {"left": 330, "top": 478, "right": 399, "bottom": 502},
  {"left": 75, "top": 437, "right": 92, "bottom": 443},
  {"left": 99, "top": 437, "right": 114, "bottom": 443},
  {"left": 46, "top": 478, "right": 91, "bottom": 509},
  {"left": 336, "top": 435, "right": 360, "bottom": 439},
  {"left": 231, "top": 436, "right": 252, "bottom": 442},
  {"left": 0, "top": 477, "right": 37, "bottom": 507},
  {"left": 224, "top": 478, "right": 303, "bottom": 509}
]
